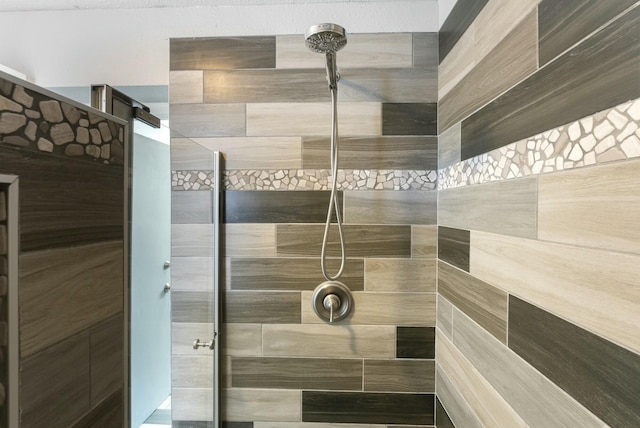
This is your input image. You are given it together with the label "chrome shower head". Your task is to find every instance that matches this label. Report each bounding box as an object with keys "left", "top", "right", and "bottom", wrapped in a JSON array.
[{"left": 305, "top": 23, "right": 347, "bottom": 54}]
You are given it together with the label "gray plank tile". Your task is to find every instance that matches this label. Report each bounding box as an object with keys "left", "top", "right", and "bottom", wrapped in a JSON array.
[
  {"left": 170, "top": 138, "right": 215, "bottom": 170},
  {"left": 170, "top": 37, "right": 276, "bottom": 70},
  {"left": 224, "top": 191, "right": 338, "bottom": 223},
  {"left": 437, "top": 296, "right": 453, "bottom": 340},
  {"left": 223, "top": 291, "right": 301, "bottom": 323},
  {"left": 170, "top": 70, "right": 204, "bottom": 104},
  {"left": 438, "top": 227, "right": 469, "bottom": 272},
  {"left": 222, "top": 388, "right": 300, "bottom": 422},
  {"left": 192, "top": 136, "right": 302, "bottom": 170},
  {"left": 438, "top": 260, "right": 507, "bottom": 343},
  {"left": 439, "top": 0, "right": 489, "bottom": 63},
  {"left": 436, "top": 397, "right": 455, "bottom": 428},
  {"left": 232, "top": 357, "right": 362, "bottom": 390},
  {"left": 396, "top": 326, "right": 435, "bottom": 359},
  {"left": 172, "top": 190, "right": 212, "bottom": 224},
  {"left": 170, "top": 104, "right": 246, "bottom": 138},
  {"left": 172, "top": 224, "right": 214, "bottom": 257},
  {"left": 412, "top": 225, "right": 437, "bottom": 258},
  {"left": 382, "top": 103, "right": 437, "bottom": 136},
  {"left": 509, "top": 295, "right": 640, "bottom": 427},
  {"left": 172, "top": 291, "right": 214, "bottom": 323},
  {"left": 171, "top": 256, "right": 214, "bottom": 291},
  {"left": 539, "top": 0, "right": 638, "bottom": 66},
  {"left": 72, "top": 388, "right": 123, "bottom": 428},
  {"left": 364, "top": 360, "right": 435, "bottom": 392},
  {"left": 438, "top": 122, "right": 460, "bottom": 169},
  {"left": 439, "top": 11, "right": 538, "bottom": 132},
  {"left": 302, "top": 391, "right": 434, "bottom": 424},
  {"left": 436, "top": 366, "right": 483, "bottom": 428},
  {"left": 413, "top": 33, "right": 438, "bottom": 68},
  {"left": 338, "top": 68, "right": 437, "bottom": 102},
  {"left": 461, "top": 7, "right": 640, "bottom": 160},
  {"left": 231, "top": 257, "right": 364, "bottom": 291},
  {"left": 365, "top": 258, "right": 436, "bottom": 292},
  {"left": 173, "top": 354, "right": 213, "bottom": 388},
  {"left": 344, "top": 190, "right": 437, "bottom": 225},
  {"left": 277, "top": 224, "right": 411, "bottom": 258},
  {"left": 90, "top": 315, "right": 124, "bottom": 406},
  {"left": 302, "top": 136, "right": 437, "bottom": 170}
]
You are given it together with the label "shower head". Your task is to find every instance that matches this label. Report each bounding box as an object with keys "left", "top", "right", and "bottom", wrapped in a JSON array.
[{"left": 305, "top": 23, "right": 347, "bottom": 54}]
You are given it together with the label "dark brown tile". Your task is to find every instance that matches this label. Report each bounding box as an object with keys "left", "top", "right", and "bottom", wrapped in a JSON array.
[
  {"left": 223, "top": 291, "right": 301, "bottom": 323},
  {"left": 461, "top": 6, "right": 640, "bottom": 160},
  {"left": 302, "top": 391, "right": 434, "bottom": 424},
  {"left": 72, "top": 388, "right": 123, "bottom": 428},
  {"left": 436, "top": 397, "right": 455, "bottom": 428},
  {"left": 438, "top": 260, "right": 507, "bottom": 343},
  {"left": 382, "top": 103, "right": 437, "bottom": 136},
  {"left": 232, "top": 357, "right": 362, "bottom": 390},
  {"left": 172, "top": 291, "right": 214, "bottom": 323},
  {"left": 413, "top": 32, "right": 439, "bottom": 68},
  {"left": 509, "top": 296, "right": 640, "bottom": 427},
  {"left": 538, "top": 0, "right": 638, "bottom": 66},
  {"left": 397, "top": 326, "right": 435, "bottom": 359},
  {"left": 230, "top": 257, "right": 364, "bottom": 291},
  {"left": 90, "top": 314, "right": 124, "bottom": 405},
  {"left": 224, "top": 191, "right": 338, "bottom": 223},
  {"left": 439, "top": 0, "right": 489, "bottom": 63},
  {"left": 277, "top": 224, "right": 411, "bottom": 258},
  {"left": 302, "top": 135, "right": 437, "bottom": 170},
  {"left": 364, "top": 360, "right": 435, "bottom": 392},
  {"left": 438, "top": 227, "right": 469, "bottom": 272},
  {"left": 170, "top": 37, "right": 276, "bottom": 70}
]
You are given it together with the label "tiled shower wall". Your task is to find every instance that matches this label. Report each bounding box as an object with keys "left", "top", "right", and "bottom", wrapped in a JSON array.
[
  {"left": 0, "top": 74, "right": 126, "bottom": 427},
  {"left": 436, "top": 0, "right": 640, "bottom": 427},
  {"left": 170, "top": 33, "right": 439, "bottom": 425}
]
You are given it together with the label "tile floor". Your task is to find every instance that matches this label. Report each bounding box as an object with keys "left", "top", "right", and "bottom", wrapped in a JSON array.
[{"left": 140, "top": 396, "right": 171, "bottom": 428}]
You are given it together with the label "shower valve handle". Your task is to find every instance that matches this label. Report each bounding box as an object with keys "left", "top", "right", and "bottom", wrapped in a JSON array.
[{"left": 193, "top": 338, "right": 215, "bottom": 350}]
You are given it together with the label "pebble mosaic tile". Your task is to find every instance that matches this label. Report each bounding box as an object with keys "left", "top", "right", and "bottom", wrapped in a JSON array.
[{"left": 440, "top": 98, "right": 640, "bottom": 190}]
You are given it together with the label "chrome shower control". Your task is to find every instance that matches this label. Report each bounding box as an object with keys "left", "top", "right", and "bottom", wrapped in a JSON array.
[
  {"left": 312, "top": 280, "right": 353, "bottom": 323},
  {"left": 193, "top": 337, "right": 215, "bottom": 350}
]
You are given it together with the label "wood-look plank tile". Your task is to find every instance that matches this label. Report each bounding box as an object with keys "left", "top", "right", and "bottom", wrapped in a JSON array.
[
  {"left": 173, "top": 354, "right": 213, "bottom": 388},
  {"left": 396, "top": 326, "right": 435, "bottom": 359},
  {"left": 172, "top": 388, "right": 213, "bottom": 422},
  {"left": 302, "top": 291, "right": 435, "bottom": 326},
  {"left": 435, "top": 366, "right": 483, "bottom": 428},
  {"left": 302, "top": 391, "right": 434, "bottom": 424},
  {"left": 232, "top": 357, "right": 362, "bottom": 390},
  {"left": 437, "top": 296, "right": 453, "bottom": 340},
  {"left": 170, "top": 37, "right": 276, "bottom": 70},
  {"left": 365, "top": 259, "right": 436, "bottom": 292},
  {"left": 438, "top": 227, "right": 469, "bottom": 272},
  {"left": 438, "top": 260, "right": 507, "bottom": 343},
  {"left": 438, "top": 177, "right": 538, "bottom": 239},
  {"left": 170, "top": 104, "right": 246, "bottom": 138},
  {"left": 221, "top": 323, "right": 261, "bottom": 357},
  {"left": 172, "top": 322, "right": 215, "bottom": 356},
  {"left": 231, "top": 257, "right": 364, "bottom": 291},
  {"left": 276, "top": 34, "right": 413, "bottom": 69},
  {"left": 172, "top": 291, "right": 214, "bottom": 323},
  {"left": 302, "top": 135, "right": 437, "bottom": 170},
  {"left": 170, "top": 138, "right": 215, "bottom": 170},
  {"left": 382, "top": 103, "right": 437, "bottom": 136},
  {"left": 223, "top": 388, "right": 301, "bottom": 422},
  {"left": 263, "top": 324, "right": 395, "bottom": 358},
  {"left": 461, "top": 6, "right": 640, "bottom": 160},
  {"left": 170, "top": 70, "right": 204, "bottom": 104},
  {"left": 222, "top": 422, "right": 251, "bottom": 428},
  {"left": 439, "top": 11, "right": 538, "bottom": 132},
  {"left": 438, "top": 24, "right": 475, "bottom": 100},
  {"left": 539, "top": 158, "right": 640, "bottom": 255},
  {"left": 19, "top": 241, "right": 123, "bottom": 357},
  {"left": 175, "top": 421, "right": 216, "bottom": 428},
  {"left": 255, "top": 424, "right": 379, "bottom": 428},
  {"left": 364, "top": 360, "right": 435, "bottom": 392},
  {"left": 338, "top": 68, "right": 437, "bottom": 103},
  {"left": 438, "top": 122, "right": 460, "bottom": 168},
  {"left": 171, "top": 256, "right": 214, "bottom": 291},
  {"left": 246, "top": 102, "right": 381, "bottom": 137},
  {"left": 509, "top": 295, "right": 640, "bottom": 427},
  {"left": 224, "top": 291, "right": 300, "bottom": 323},
  {"left": 225, "top": 191, "right": 338, "bottom": 223},
  {"left": 90, "top": 315, "right": 124, "bottom": 406},
  {"left": 436, "top": 397, "right": 455, "bottom": 428},
  {"left": 172, "top": 190, "right": 212, "bottom": 224},
  {"left": 437, "top": 331, "right": 527, "bottom": 427},
  {"left": 172, "top": 224, "right": 213, "bottom": 257},
  {"left": 73, "top": 388, "right": 123, "bottom": 428},
  {"left": 413, "top": 33, "right": 438, "bottom": 68},
  {"left": 438, "top": 0, "right": 489, "bottom": 63},
  {"left": 344, "top": 190, "right": 437, "bottom": 225},
  {"left": 21, "top": 332, "right": 91, "bottom": 428},
  {"left": 224, "top": 224, "right": 275, "bottom": 258},
  {"left": 412, "top": 225, "right": 437, "bottom": 258},
  {"left": 193, "top": 136, "right": 302, "bottom": 169},
  {"left": 452, "top": 306, "right": 607, "bottom": 427},
  {"left": 470, "top": 230, "right": 640, "bottom": 355},
  {"left": 539, "top": 0, "right": 638, "bottom": 66}
]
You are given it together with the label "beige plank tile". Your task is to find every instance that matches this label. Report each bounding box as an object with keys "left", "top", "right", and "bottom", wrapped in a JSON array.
[
  {"left": 344, "top": 190, "right": 437, "bottom": 225},
  {"left": 170, "top": 103, "right": 246, "bottom": 138},
  {"left": 436, "top": 366, "right": 483, "bottom": 428},
  {"left": 471, "top": 230, "right": 640, "bottom": 354},
  {"left": 437, "top": 295, "right": 453, "bottom": 339},
  {"left": 222, "top": 388, "right": 301, "bottom": 422},
  {"left": 172, "top": 224, "right": 213, "bottom": 257},
  {"left": 263, "top": 324, "right": 395, "bottom": 358},
  {"left": 19, "top": 241, "right": 123, "bottom": 357},
  {"left": 438, "top": 177, "right": 537, "bottom": 239},
  {"left": 222, "top": 323, "right": 262, "bottom": 357},
  {"left": 365, "top": 258, "right": 436, "bottom": 292},
  {"left": 171, "top": 190, "right": 212, "bottom": 224},
  {"left": 169, "top": 70, "right": 204, "bottom": 104},
  {"left": 412, "top": 225, "right": 438, "bottom": 258},
  {"left": 437, "top": 331, "right": 527, "bottom": 427},
  {"left": 277, "top": 33, "right": 413, "bottom": 69},
  {"left": 452, "top": 306, "right": 606, "bottom": 427},
  {"left": 172, "top": 387, "right": 213, "bottom": 421},
  {"left": 224, "top": 223, "right": 275, "bottom": 257},
  {"left": 364, "top": 359, "right": 435, "bottom": 392},
  {"left": 192, "top": 136, "right": 302, "bottom": 169},
  {"left": 171, "top": 256, "right": 214, "bottom": 291},
  {"left": 256, "top": 423, "right": 380, "bottom": 428},
  {"left": 302, "top": 291, "right": 435, "bottom": 326},
  {"left": 439, "top": 26, "right": 476, "bottom": 100},
  {"left": 172, "top": 322, "right": 215, "bottom": 356},
  {"left": 438, "top": 122, "right": 461, "bottom": 168},
  {"left": 172, "top": 354, "right": 212, "bottom": 388},
  {"left": 539, "top": 159, "right": 640, "bottom": 255},
  {"left": 246, "top": 102, "right": 381, "bottom": 137},
  {"left": 170, "top": 138, "right": 215, "bottom": 170}
]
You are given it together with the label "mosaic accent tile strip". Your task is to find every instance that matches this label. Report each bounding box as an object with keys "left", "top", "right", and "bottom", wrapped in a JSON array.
[
  {"left": 172, "top": 169, "right": 438, "bottom": 191},
  {"left": 440, "top": 98, "right": 640, "bottom": 190}
]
